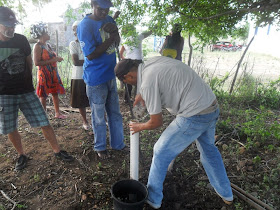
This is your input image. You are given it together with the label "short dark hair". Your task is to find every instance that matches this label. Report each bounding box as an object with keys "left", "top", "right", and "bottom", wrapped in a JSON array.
[{"left": 114, "top": 59, "right": 141, "bottom": 81}]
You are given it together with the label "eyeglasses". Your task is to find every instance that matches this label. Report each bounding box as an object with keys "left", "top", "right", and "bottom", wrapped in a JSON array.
[{"left": 96, "top": 7, "right": 109, "bottom": 13}]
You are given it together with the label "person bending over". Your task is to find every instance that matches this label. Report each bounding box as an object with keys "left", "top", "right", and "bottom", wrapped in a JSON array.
[{"left": 115, "top": 56, "right": 233, "bottom": 209}]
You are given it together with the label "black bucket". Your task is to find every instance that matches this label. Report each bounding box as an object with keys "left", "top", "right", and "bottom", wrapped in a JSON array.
[{"left": 111, "top": 179, "right": 148, "bottom": 210}]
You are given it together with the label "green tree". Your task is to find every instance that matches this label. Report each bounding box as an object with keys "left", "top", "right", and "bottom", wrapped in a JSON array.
[
  {"left": 5, "top": 0, "right": 279, "bottom": 45},
  {"left": 111, "top": 0, "right": 279, "bottom": 46},
  {"left": 5, "top": 0, "right": 278, "bottom": 50},
  {"left": 0, "top": 0, "right": 52, "bottom": 19}
]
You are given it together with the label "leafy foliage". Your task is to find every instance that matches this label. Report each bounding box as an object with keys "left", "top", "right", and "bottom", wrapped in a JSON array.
[
  {"left": 109, "top": 0, "right": 280, "bottom": 46},
  {"left": 4, "top": 0, "right": 279, "bottom": 48},
  {"left": 0, "top": 0, "right": 53, "bottom": 21},
  {"left": 64, "top": 1, "right": 91, "bottom": 24}
]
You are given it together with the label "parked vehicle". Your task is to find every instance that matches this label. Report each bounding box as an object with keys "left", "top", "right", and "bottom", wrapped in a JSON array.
[
  {"left": 233, "top": 44, "right": 243, "bottom": 51},
  {"left": 211, "top": 41, "right": 233, "bottom": 51},
  {"left": 212, "top": 41, "right": 243, "bottom": 52}
]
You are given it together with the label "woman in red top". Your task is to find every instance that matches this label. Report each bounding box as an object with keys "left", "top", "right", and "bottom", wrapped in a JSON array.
[{"left": 31, "top": 22, "right": 66, "bottom": 119}]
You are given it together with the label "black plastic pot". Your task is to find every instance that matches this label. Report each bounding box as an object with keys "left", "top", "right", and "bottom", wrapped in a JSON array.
[{"left": 111, "top": 179, "right": 148, "bottom": 210}]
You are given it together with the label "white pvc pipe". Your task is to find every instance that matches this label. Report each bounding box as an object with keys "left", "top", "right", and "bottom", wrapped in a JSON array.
[{"left": 130, "top": 123, "right": 139, "bottom": 181}]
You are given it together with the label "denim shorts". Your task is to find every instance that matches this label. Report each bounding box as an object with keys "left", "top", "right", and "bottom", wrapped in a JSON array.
[{"left": 0, "top": 92, "right": 49, "bottom": 135}]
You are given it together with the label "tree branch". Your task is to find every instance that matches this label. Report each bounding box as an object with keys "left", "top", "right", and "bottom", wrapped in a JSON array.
[
  {"left": 0, "top": 190, "right": 17, "bottom": 210},
  {"left": 176, "top": 4, "right": 280, "bottom": 21}
]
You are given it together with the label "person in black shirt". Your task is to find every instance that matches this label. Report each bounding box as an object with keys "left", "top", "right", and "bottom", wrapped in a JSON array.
[
  {"left": 160, "top": 23, "right": 184, "bottom": 61},
  {"left": 0, "top": 6, "right": 74, "bottom": 170}
]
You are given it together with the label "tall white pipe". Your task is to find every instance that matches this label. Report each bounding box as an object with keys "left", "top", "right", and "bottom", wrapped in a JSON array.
[{"left": 130, "top": 125, "right": 139, "bottom": 181}]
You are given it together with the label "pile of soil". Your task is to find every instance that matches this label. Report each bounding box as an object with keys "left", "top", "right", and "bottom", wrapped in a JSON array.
[{"left": 0, "top": 92, "right": 276, "bottom": 210}]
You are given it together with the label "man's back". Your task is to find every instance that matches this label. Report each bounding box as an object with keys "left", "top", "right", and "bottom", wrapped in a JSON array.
[{"left": 139, "top": 56, "right": 216, "bottom": 117}]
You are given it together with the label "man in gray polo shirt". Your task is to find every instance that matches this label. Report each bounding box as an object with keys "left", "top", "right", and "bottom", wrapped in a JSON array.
[{"left": 115, "top": 56, "right": 233, "bottom": 209}]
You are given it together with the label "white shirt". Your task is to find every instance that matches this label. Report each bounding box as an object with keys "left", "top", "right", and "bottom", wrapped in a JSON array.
[
  {"left": 137, "top": 56, "right": 216, "bottom": 118},
  {"left": 69, "top": 40, "right": 84, "bottom": 79},
  {"left": 123, "top": 34, "right": 145, "bottom": 60}
]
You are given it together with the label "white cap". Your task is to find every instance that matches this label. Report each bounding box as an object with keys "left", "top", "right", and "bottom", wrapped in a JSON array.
[{"left": 72, "top": 21, "right": 80, "bottom": 28}]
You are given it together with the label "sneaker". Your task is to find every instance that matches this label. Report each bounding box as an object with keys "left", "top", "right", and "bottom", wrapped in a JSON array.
[
  {"left": 54, "top": 150, "right": 74, "bottom": 162},
  {"left": 222, "top": 199, "right": 233, "bottom": 205},
  {"left": 213, "top": 187, "right": 233, "bottom": 205},
  {"left": 15, "top": 154, "right": 28, "bottom": 170},
  {"left": 146, "top": 199, "right": 161, "bottom": 209},
  {"left": 121, "top": 145, "right": 130, "bottom": 151}
]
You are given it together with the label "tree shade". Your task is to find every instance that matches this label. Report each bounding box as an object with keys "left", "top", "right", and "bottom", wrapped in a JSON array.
[{"left": 2, "top": 0, "right": 279, "bottom": 46}]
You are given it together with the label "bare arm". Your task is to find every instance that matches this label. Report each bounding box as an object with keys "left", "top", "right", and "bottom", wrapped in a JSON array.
[
  {"left": 119, "top": 45, "right": 126, "bottom": 60},
  {"left": 86, "top": 23, "right": 120, "bottom": 60},
  {"left": 113, "top": 11, "right": 120, "bottom": 20},
  {"left": 133, "top": 94, "right": 145, "bottom": 106},
  {"left": 86, "top": 36, "right": 117, "bottom": 60},
  {"left": 129, "top": 113, "right": 163, "bottom": 134},
  {"left": 141, "top": 30, "right": 152, "bottom": 39},
  {"left": 71, "top": 54, "right": 84, "bottom": 66},
  {"left": 33, "top": 43, "right": 63, "bottom": 66}
]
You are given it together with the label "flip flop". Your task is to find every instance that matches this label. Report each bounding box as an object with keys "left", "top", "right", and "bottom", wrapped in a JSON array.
[
  {"left": 55, "top": 114, "right": 67, "bottom": 119},
  {"left": 83, "top": 124, "right": 90, "bottom": 131}
]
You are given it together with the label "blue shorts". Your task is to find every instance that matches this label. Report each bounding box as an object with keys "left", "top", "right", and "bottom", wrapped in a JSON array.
[{"left": 0, "top": 92, "right": 49, "bottom": 135}]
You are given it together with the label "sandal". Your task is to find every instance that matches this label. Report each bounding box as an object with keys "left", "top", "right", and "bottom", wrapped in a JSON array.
[
  {"left": 83, "top": 123, "right": 90, "bottom": 131},
  {"left": 55, "top": 114, "right": 67, "bottom": 119}
]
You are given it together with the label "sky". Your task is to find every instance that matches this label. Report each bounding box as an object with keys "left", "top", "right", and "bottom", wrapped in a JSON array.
[
  {"left": 25, "top": 0, "right": 85, "bottom": 24},
  {"left": 14, "top": 0, "right": 86, "bottom": 33}
]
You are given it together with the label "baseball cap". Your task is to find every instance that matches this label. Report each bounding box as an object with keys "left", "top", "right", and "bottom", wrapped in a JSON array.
[
  {"left": 72, "top": 21, "right": 80, "bottom": 28},
  {"left": 93, "top": 0, "right": 113, "bottom": 9},
  {"left": 0, "top": 6, "right": 19, "bottom": 27}
]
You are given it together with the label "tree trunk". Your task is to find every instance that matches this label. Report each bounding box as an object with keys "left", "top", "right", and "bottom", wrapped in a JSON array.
[{"left": 229, "top": 35, "right": 255, "bottom": 94}]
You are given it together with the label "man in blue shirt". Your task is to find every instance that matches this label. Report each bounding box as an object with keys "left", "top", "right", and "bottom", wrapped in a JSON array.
[{"left": 77, "top": 0, "right": 126, "bottom": 159}]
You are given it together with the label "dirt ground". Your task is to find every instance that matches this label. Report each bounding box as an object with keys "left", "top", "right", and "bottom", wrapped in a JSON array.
[
  {"left": 0, "top": 89, "right": 277, "bottom": 210},
  {"left": 1, "top": 51, "right": 280, "bottom": 210}
]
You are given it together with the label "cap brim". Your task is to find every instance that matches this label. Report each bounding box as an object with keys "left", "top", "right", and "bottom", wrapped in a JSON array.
[{"left": 2, "top": 20, "right": 20, "bottom": 27}]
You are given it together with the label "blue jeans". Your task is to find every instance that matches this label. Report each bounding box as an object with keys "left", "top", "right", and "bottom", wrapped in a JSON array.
[
  {"left": 147, "top": 109, "right": 233, "bottom": 207},
  {"left": 86, "top": 79, "right": 125, "bottom": 151}
]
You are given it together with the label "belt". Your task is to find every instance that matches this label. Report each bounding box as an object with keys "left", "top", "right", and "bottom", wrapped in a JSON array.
[{"left": 197, "top": 99, "right": 218, "bottom": 115}]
